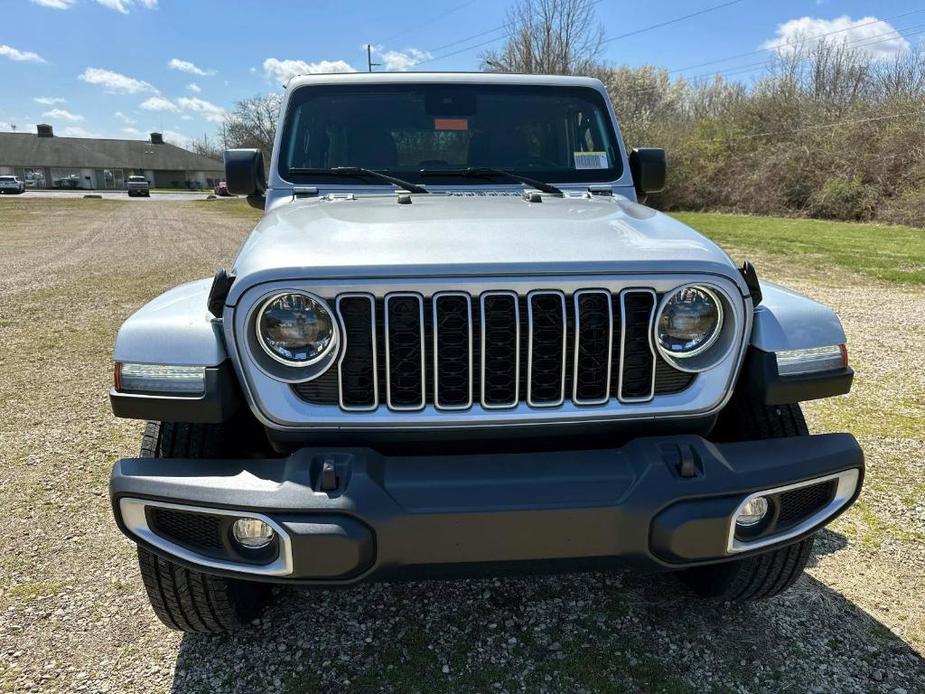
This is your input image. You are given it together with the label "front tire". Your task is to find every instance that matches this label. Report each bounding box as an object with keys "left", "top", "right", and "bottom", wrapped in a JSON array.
[
  {"left": 134, "top": 422, "right": 271, "bottom": 633},
  {"left": 681, "top": 396, "right": 815, "bottom": 601}
]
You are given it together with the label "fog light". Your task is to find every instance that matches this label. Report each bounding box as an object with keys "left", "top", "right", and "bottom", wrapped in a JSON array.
[
  {"left": 232, "top": 518, "right": 275, "bottom": 549},
  {"left": 735, "top": 497, "right": 769, "bottom": 527}
]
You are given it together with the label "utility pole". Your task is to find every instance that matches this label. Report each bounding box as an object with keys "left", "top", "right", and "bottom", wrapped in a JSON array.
[{"left": 366, "top": 44, "right": 380, "bottom": 72}]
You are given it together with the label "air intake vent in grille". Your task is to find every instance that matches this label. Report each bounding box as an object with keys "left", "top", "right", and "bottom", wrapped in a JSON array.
[
  {"left": 777, "top": 480, "right": 837, "bottom": 529},
  {"left": 337, "top": 294, "right": 377, "bottom": 410},
  {"left": 292, "top": 286, "right": 699, "bottom": 412},
  {"left": 528, "top": 291, "right": 567, "bottom": 406},
  {"left": 385, "top": 294, "right": 425, "bottom": 410},
  {"left": 481, "top": 292, "right": 520, "bottom": 408},
  {"left": 148, "top": 508, "right": 224, "bottom": 552},
  {"left": 433, "top": 293, "right": 473, "bottom": 409},
  {"left": 619, "top": 290, "right": 656, "bottom": 401}
]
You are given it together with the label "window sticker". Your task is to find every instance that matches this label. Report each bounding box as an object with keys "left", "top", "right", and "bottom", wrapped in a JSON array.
[
  {"left": 573, "top": 151, "right": 609, "bottom": 169},
  {"left": 434, "top": 118, "right": 469, "bottom": 131}
]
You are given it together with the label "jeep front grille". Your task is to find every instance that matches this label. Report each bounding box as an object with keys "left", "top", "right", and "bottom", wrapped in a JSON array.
[{"left": 294, "top": 288, "right": 695, "bottom": 411}]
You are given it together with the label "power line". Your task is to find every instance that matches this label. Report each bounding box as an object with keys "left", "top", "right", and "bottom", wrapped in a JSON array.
[
  {"left": 666, "top": 9, "right": 925, "bottom": 75},
  {"left": 601, "top": 0, "right": 749, "bottom": 45}
]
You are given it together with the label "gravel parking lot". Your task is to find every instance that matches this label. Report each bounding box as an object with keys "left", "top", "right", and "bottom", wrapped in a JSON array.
[{"left": 0, "top": 197, "right": 922, "bottom": 693}]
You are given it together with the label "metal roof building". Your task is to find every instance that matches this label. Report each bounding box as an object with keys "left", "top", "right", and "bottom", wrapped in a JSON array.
[{"left": 0, "top": 124, "right": 223, "bottom": 190}]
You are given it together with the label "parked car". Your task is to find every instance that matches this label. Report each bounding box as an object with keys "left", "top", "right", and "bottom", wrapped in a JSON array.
[
  {"left": 109, "top": 73, "right": 863, "bottom": 633},
  {"left": 214, "top": 180, "right": 231, "bottom": 196},
  {"left": 0, "top": 175, "right": 25, "bottom": 194},
  {"left": 52, "top": 174, "right": 80, "bottom": 189},
  {"left": 126, "top": 175, "right": 150, "bottom": 197}
]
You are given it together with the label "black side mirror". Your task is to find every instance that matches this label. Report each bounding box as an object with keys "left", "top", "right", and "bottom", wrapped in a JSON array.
[
  {"left": 224, "top": 149, "right": 266, "bottom": 209},
  {"left": 629, "top": 147, "right": 666, "bottom": 199}
]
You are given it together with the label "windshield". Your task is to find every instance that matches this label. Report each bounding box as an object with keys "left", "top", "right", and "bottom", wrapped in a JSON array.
[
  {"left": 128, "top": 176, "right": 146, "bottom": 181},
  {"left": 279, "top": 83, "right": 622, "bottom": 186},
  {"left": 0, "top": 177, "right": 14, "bottom": 181}
]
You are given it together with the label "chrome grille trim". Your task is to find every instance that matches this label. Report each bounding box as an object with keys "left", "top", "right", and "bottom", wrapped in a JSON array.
[
  {"left": 335, "top": 293, "right": 379, "bottom": 412},
  {"left": 479, "top": 290, "right": 520, "bottom": 409},
  {"left": 617, "top": 288, "right": 657, "bottom": 403},
  {"left": 432, "top": 291, "right": 474, "bottom": 411},
  {"left": 572, "top": 289, "right": 613, "bottom": 406},
  {"left": 526, "top": 290, "right": 567, "bottom": 407},
  {"left": 384, "top": 292, "right": 426, "bottom": 411}
]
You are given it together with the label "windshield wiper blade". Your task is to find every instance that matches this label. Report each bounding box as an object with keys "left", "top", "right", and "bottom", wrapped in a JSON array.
[
  {"left": 288, "top": 166, "right": 429, "bottom": 194},
  {"left": 419, "top": 167, "right": 564, "bottom": 196}
]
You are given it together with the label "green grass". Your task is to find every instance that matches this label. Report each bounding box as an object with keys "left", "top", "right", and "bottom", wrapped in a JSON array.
[{"left": 672, "top": 212, "right": 925, "bottom": 285}]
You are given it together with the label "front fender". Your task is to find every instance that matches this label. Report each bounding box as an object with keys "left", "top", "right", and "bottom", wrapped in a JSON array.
[
  {"left": 750, "top": 281, "right": 846, "bottom": 352},
  {"left": 113, "top": 279, "right": 227, "bottom": 366}
]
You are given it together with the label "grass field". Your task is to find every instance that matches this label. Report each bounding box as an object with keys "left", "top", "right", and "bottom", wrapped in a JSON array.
[
  {"left": 674, "top": 212, "right": 925, "bottom": 285},
  {"left": 0, "top": 198, "right": 923, "bottom": 693}
]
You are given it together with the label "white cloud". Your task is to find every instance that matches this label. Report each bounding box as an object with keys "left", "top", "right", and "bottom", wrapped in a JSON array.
[
  {"left": 185, "top": 82, "right": 201, "bottom": 93},
  {"left": 79, "top": 67, "right": 158, "bottom": 94},
  {"left": 59, "top": 125, "right": 98, "bottom": 137},
  {"left": 160, "top": 129, "right": 191, "bottom": 148},
  {"left": 42, "top": 108, "right": 84, "bottom": 122},
  {"left": 378, "top": 48, "right": 431, "bottom": 71},
  {"left": 114, "top": 111, "right": 136, "bottom": 124},
  {"left": 138, "top": 95, "right": 226, "bottom": 123},
  {"left": 763, "top": 16, "right": 910, "bottom": 61},
  {"left": 176, "top": 96, "right": 226, "bottom": 123},
  {"left": 0, "top": 44, "right": 46, "bottom": 63},
  {"left": 29, "top": 0, "right": 76, "bottom": 8},
  {"left": 262, "top": 57, "right": 356, "bottom": 83},
  {"left": 94, "top": 0, "right": 157, "bottom": 13},
  {"left": 34, "top": 96, "right": 67, "bottom": 105},
  {"left": 168, "top": 58, "right": 213, "bottom": 76},
  {"left": 180, "top": 114, "right": 193, "bottom": 120},
  {"left": 122, "top": 126, "right": 141, "bottom": 135},
  {"left": 140, "top": 96, "right": 179, "bottom": 112}
]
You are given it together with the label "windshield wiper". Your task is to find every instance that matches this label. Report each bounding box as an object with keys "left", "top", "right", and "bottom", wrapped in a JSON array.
[
  {"left": 288, "top": 166, "right": 429, "bottom": 194},
  {"left": 419, "top": 167, "right": 564, "bottom": 196}
]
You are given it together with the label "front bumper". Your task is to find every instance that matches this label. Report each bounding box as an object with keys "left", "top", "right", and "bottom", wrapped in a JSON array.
[{"left": 110, "top": 433, "right": 863, "bottom": 584}]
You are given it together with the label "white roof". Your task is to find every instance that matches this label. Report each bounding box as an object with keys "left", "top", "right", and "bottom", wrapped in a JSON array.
[{"left": 285, "top": 71, "right": 605, "bottom": 91}]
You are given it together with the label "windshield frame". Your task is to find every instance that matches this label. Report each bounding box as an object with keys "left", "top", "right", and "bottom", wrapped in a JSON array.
[{"left": 276, "top": 82, "right": 625, "bottom": 189}]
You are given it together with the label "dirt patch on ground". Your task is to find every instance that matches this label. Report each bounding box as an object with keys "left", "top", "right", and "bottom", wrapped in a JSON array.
[{"left": 0, "top": 199, "right": 922, "bottom": 693}]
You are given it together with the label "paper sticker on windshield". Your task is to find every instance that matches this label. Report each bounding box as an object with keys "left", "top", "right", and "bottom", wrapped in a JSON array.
[
  {"left": 573, "top": 151, "right": 609, "bottom": 169},
  {"left": 435, "top": 118, "right": 468, "bottom": 131}
]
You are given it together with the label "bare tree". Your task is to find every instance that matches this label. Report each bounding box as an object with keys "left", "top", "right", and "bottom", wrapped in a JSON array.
[
  {"left": 189, "top": 133, "right": 223, "bottom": 160},
  {"left": 481, "top": 0, "right": 604, "bottom": 75},
  {"left": 223, "top": 93, "right": 283, "bottom": 161}
]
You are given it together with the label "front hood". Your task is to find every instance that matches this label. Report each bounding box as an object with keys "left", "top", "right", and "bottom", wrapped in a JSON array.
[{"left": 229, "top": 193, "right": 743, "bottom": 303}]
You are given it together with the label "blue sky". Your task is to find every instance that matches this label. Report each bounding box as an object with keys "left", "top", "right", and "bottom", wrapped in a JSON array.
[{"left": 1, "top": 0, "right": 921, "bottom": 147}]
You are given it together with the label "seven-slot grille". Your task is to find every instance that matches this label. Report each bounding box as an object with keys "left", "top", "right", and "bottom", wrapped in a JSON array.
[{"left": 295, "top": 288, "right": 695, "bottom": 411}]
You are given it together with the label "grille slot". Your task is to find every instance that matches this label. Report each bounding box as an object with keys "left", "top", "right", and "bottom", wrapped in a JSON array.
[
  {"left": 480, "top": 292, "right": 521, "bottom": 408},
  {"left": 292, "top": 286, "right": 697, "bottom": 410},
  {"left": 619, "top": 290, "right": 657, "bottom": 402},
  {"left": 385, "top": 293, "right": 425, "bottom": 410},
  {"left": 573, "top": 290, "right": 613, "bottom": 405},
  {"left": 433, "top": 293, "right": 473, "bottom": 410},
  {"left": 337, "top": 294, "right": 378, "bottom": 410},
  {"left": 527, "top": 291, "right": 567, "bottom": 406}
]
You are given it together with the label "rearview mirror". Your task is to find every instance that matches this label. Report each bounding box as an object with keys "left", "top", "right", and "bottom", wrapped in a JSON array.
[
  {"left": 629, "top": 147, "right": 666, "bottom": 199},
  {"left": 224, "top": 149, "right": 266, "bottom": 209}
]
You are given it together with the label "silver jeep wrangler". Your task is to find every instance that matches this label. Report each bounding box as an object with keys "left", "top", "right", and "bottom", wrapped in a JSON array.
[{"left": 109, "top": 73, "right": 862, "bottom": 633}]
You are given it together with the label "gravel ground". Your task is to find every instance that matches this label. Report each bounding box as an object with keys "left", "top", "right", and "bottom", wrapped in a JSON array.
[{"left": 0, "top": 198, "right": 922, "bottom": 693}]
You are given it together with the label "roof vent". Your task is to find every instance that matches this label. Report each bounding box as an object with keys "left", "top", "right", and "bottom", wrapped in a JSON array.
[
  {"left": 150, "top": 132, "right": 164, "bottom": 145},
  {"left": 37, "top": 124, "right": 54, "bottom": 138}
]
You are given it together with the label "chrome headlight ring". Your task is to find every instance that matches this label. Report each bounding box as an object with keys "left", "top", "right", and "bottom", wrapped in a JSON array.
[
  {"left": 654, "top": 284, "right": 734, "bottom": 372},
  {"left": 255, "top": 290, "right": 339, "bottom": 368}
]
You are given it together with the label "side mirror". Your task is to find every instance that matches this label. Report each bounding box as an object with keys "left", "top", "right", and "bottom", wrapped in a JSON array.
[
  {"left": 629, "top": 147, "right": 666, "bottom": 199},
  {"left": 224, "top": 148, "right": 266, "bottom": 209}
]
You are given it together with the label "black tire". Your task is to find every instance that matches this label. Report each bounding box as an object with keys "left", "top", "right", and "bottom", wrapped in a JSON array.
[
  {"left": 135, "top": 421, "right": 271, "bottom": 633},
  {"left": 680, "top": 396, "right": 814, "bottom": 601}
]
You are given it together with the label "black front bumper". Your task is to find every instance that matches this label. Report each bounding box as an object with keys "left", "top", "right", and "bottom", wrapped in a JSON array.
[{"left": 110, "top": 433, "right": 863, "bottom": 584}]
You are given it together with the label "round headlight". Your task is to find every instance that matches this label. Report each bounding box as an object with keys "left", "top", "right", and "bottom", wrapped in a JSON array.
[
  {"left": 656, "top": 286, "right": 723, "bottom": 358},
  {"left": 256, "top": 292, "right": 337, "bottom": 366}
]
